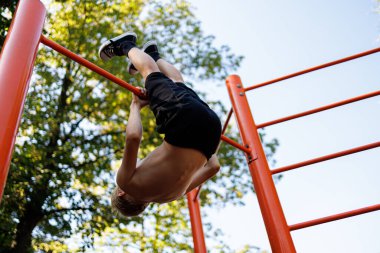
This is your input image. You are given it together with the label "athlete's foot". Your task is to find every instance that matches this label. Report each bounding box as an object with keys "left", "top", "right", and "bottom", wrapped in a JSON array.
[
  {"left": 142, "top": 41, "right": 161, "bottom": 62},
  {"left": 128, "top": 40, "right": 161, "bottom": 75},
  {"left": 98, "top": 31, "right": 137, "bottom": 61}
]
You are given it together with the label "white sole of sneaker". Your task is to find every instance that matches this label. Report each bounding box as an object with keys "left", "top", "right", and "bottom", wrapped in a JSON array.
[
  {"left": 98, "top": 31, "right": 137, "bottom": 61},
  {"left": 142, "top": 40, "right": 158, "bottom": 51}
]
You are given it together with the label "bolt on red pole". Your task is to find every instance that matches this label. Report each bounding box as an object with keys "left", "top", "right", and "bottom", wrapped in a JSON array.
[
  {"left": 187, "top": 189, "right": 207, "bottom": 253},
  {"left": 0, "top": 0, "right": 46, "bottom": 201},
  {"left": 226, "top": 75, "right": 296, "bottom": 253}
]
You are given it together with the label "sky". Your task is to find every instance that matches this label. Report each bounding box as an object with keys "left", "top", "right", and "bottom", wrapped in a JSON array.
[{"left": 188, "top": 0, "right": 380, "bottom": 252}]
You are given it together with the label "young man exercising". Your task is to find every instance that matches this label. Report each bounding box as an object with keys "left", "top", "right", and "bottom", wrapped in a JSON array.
[{"left": 99, "top": 32, "right": 222, "bottom": 217}]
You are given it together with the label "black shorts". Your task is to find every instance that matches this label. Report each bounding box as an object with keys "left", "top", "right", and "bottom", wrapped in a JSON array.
[{"left": 145, "top": 72, "right": 221, "bottom": 159}]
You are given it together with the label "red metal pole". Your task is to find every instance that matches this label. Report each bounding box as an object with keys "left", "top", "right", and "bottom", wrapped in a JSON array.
[
  {"left": 220, "top": 135, "right": 251, "bottom": 153},
  {"left": 244, "top": 47, "right": 380, "bottom": 91},
  {"left": 0, "top": 0, "right": 46, "bottom": 201},
  {"left": 226, "top": 75, "right": 296, "bottom": 253},
  {"left": 222, "top": 109, "right": 233, "bottom": 134},
  {"left": 257, "top": 89, "right": 380, "bottom": 128},
  {"left": 289, "top": 203, "right": 380, "bottom": 231},
  {"left": 187, "top": 189, "right": 207, "bottom": 253},
  {"left": 272, "top": 141, "right": 380, "bottom": 175}
]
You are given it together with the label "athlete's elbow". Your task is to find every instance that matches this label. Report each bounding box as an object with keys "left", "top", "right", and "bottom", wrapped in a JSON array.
[
  {"left": 210, "top": 163, "right": 220, "bottom": 175},
  {"left": 126, "top": 133, "right": 142, "bottom": 142},
  {"left": 208, "top": 155, "right": 220, "bottom": 175}
]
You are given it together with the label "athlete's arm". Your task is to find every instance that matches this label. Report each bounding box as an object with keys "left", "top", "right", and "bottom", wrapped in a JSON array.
[
  {"left": 185, "top": 155, "right": 220, "bottom": 194},
  {"left": 117, "top": 90, "right": 149, "bottom": 189}
]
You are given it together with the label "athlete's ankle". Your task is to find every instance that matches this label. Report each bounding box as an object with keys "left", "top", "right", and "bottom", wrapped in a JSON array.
[{"left": 122, "top": 42, "right": 137, "bottom": 57}]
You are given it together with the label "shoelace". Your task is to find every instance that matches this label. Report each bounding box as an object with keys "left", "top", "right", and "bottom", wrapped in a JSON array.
[{"left": 104, "top": 46, "right": 115, "bottom": 58}]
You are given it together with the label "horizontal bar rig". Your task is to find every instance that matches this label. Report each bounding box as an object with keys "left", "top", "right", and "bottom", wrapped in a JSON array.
[
  {"left": 257, "top": 90, "right": 380, "bottom": 128},
  {"left": 271, "top": 141, "right": 380, "bottom": 174},
  {"left": 40, "top": 35, "right": 145, "bottom": 97},
  {"left": 289, "top": 203, "right": 380, "bottom": 231},
  {"left": 245, "top": 47, "right": 380, "bottom": 91}
]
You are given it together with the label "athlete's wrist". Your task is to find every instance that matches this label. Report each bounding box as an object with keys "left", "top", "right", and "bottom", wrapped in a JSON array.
[{"left": 130, "top": 102, "right": 142, "bottom": 110}]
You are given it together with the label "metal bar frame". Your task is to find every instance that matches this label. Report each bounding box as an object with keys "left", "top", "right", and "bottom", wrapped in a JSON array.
[
  {"left": 229, "top": 46, "right": 380, "bottom": 252},
  {"left": 0, "top": 0, "right": 46, "bottom": 201},
  {"left": 187, "top": 189, "right": 207, "bottom": 253},
  {"left": 272, "top": 141, "right": 380, "bottom": 174},
  {"left": 220, "top": 135, "right": 251, "bottom": 153},
  {"left": 221, "top": 108, "right": 233, "bottom": 134},
  {"left": 244, "top": 47, "right": 380, "bottom": 91},
  {"left": 1, "top": 0, "right": 379, "bottom": 251},
  {"left": 257, "top": 90, "right": 380, "bottom": 128},
  {"left": 226, "top": 75, "right": 296, "bottom": 252},
  {"left": 289, "top": 203, "right": 380, "bottom": 231}
]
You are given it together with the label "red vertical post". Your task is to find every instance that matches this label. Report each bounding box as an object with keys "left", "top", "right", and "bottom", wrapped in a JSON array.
[
  {"left": 187, "top": 189, "right": 207, "bottom": 253},
  {"left": 226, "top": 75, "right": 296, "bottom": 252},
  {"left": 0, "top": 0, "right": 46, "bottom": 201}
]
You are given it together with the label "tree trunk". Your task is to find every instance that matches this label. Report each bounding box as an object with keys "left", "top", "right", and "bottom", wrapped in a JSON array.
[
  {"left": 12, "top": 204, "right": 44, "bottom": 253},
  {"left": 11, "top": 65, "right": 72, "bottom": 253}
]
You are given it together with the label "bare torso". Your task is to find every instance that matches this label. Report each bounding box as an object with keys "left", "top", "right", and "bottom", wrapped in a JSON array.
[{"left": 124, "top": 141, "right": 207, "bottom": 203}]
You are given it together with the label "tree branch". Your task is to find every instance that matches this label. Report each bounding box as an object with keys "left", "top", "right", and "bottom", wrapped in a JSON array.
[
  {"left": 62, "top": 110, "right": 93, "bottom": 142},
  {"left": 44, "top": 206, "right": 94, "bottom": 216},
  {"left": 71, "top": 146, "right": 123, "bottom": 170},
  {"left": 83, "top": 130, "right": 124, "bottom": 144}
]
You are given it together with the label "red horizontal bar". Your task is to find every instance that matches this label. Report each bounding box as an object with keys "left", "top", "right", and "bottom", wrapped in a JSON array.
[
  {"left": 40, "top": 35, "right": 144, "bottom": 97},
  {"left": 221, "top": 135, "right": 251, "bottom": 153},
  {"left": 272, "top": 141, "right": 380, "bottom": 174},
  {"left": 257, "top": 90, "right": 380, "bottom": 128},
  {"left": 245, "top": 47, "right": 380, "bottom": 91},
  {"left": 289, "top": 203, "right": 380, "bottom": 231}
]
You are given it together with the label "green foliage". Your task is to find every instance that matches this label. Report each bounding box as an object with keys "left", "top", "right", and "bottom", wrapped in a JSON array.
[
  {"left": 0, "top": 0, "right": 278, "bottom": 252},
  {"left": 0, "top": 0, "right": 17, "bottom": 50}
]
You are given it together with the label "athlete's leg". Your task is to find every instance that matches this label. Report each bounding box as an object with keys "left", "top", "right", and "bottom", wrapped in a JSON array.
[
  {"left": 138, "top": 41, "right": 184, "bottom": 83},
  {"left": 184, "top": 155, "right": 220, "bottom": 194},
  {"left": 156, "top": 58, "right": 184, "bottom": 83},
  {"left": 127, "top": 48, "right": 160, "bottom": 80},
  {"left": 98, "top": 32, "right": 160, "bottom": 80}
]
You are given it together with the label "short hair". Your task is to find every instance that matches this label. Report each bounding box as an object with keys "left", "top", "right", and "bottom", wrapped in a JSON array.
[{"left": 111, "top": 187, "right": 148, "bottom": 217}]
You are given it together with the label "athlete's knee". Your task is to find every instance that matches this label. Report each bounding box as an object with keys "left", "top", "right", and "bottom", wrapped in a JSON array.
[
  {"left": 140, "top": 62, "right": 160, "bottom": 78},
  {"left": 143, "top": 61, "right": 160, "bottom": 73},
  {"left": 168, "top": 72, "right": 184, "bottom": 83}
]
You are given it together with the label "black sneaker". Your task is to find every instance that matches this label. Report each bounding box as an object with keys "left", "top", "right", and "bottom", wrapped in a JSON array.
[
  {"left": 128, "top": 41, "right": 160, "bottom": 75},
  {"left": 142, "top": 40, "right": 160, "bottom": 61},
  {"left": 98, "top": 31, "right": 137, "bottom": 61}
]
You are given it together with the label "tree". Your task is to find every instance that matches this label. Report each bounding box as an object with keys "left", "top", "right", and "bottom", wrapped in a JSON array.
[
  {"left": 0, "top": 0, "right": 278, "bottom": 252},
  {"left": 0, "top": 0, "right": 17, "bottom": 50}
]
